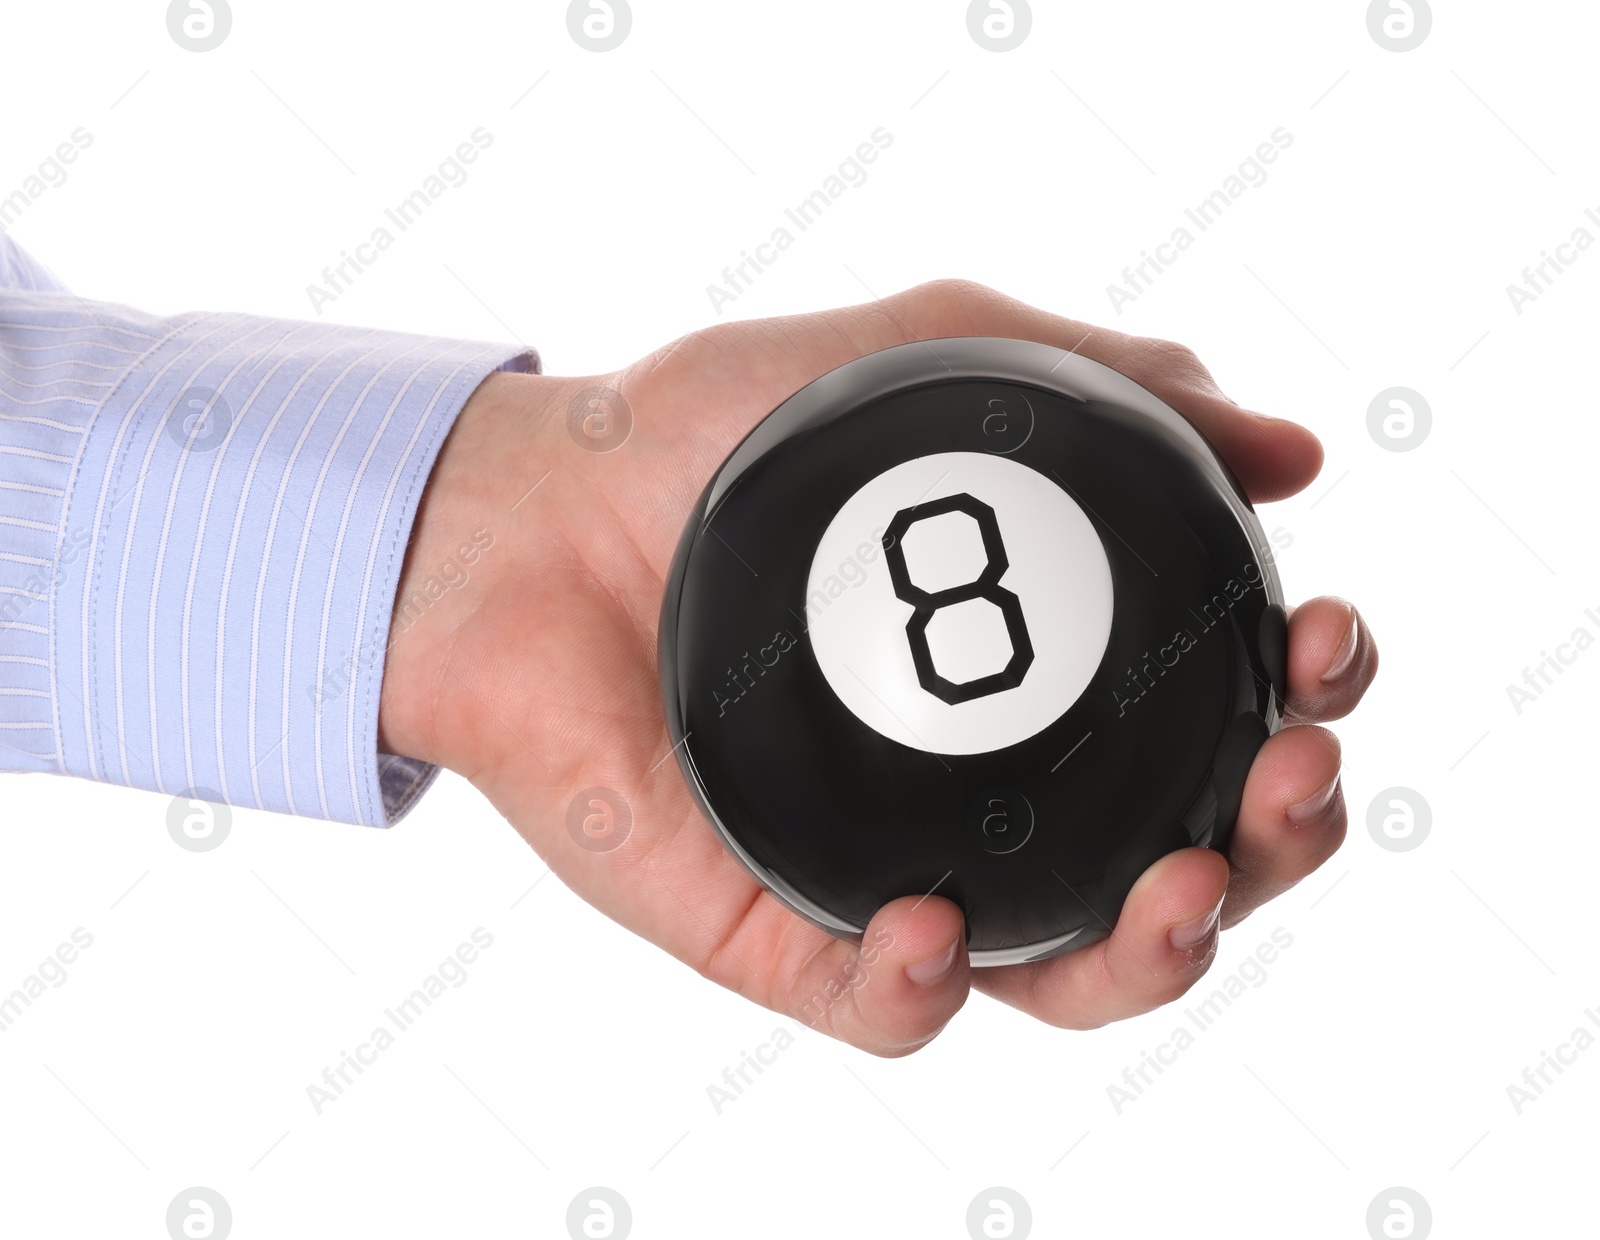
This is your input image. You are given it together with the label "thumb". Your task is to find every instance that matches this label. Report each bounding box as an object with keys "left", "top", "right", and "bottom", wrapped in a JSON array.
[{"left": 783, "top": 894, "right": 969, "bottom": 1057}]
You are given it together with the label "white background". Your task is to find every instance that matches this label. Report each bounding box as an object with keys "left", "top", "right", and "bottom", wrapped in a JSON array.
[{"left": 3, "top": 1, "right": 1597, "bottom": 1236}]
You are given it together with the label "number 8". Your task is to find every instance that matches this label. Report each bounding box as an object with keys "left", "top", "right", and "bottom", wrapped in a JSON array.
[{"left": 883, "top": 493, "right": 1034, "bottom": 704}]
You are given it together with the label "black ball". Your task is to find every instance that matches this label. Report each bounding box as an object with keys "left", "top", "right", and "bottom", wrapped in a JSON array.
[{"left": 659, "top": 337, "right": 1286, "bottom": 965}]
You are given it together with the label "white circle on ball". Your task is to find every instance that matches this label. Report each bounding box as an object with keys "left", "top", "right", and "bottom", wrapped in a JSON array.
[{"left": 805, "top": 452, "right": 1113, "bottom": 754}]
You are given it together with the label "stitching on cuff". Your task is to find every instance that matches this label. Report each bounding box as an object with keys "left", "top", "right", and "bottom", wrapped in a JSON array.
[{"left": 78, "top": 312, "right": 234, "bottom": 782}]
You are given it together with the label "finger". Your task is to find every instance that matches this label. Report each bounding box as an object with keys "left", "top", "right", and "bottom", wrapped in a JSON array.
[
  {"left": 878, "top": 281, "right": 1325, "bottom": 503},
  {"left": 778, "top": 894, "right": 970, "bottom": 1057},
  {"left": 620, "top": 814, "right": 970, "bottom": 1059},
  {"left": 1111, "top": 348, "right": 1324, "bottom": 505},
  {"left": 1284, "top": 596, "right": 1378, "bottom": 724},
  {"left": 971, "top": 847, "right": 1229, "bottom": 1030},
  {"left": 545, "top": 758, "right": 971, "bottom": 1061},
  {"left": 1220, "top": 725, "right": 1346, "bottom": 927},
  {"left": 644, "top": 280, "right": 1323, "bottom": 505}
]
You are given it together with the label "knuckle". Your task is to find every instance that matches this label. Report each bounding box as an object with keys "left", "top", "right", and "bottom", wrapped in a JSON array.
[
  {"left": 1040, "top": 950, "right": 1130, "bottom": 1031},
  {"left": 1138, "top": 335, "right": 1202, "bottom": 369},
  {"left": 825, "top": 997, "right": 947, "bottom": 1056},
  {"left": 900, "top": 278, "right": 1008, "bottom": 332},
  {"left": 1055, "top": 1009, "right": 1112, "bottom": 1032},
  {"left": 1049, "top": 947, "right": 1216, "bottom": 1030},
  {"left": 915, "top": 276, "right": 996, "bottom": 303}
]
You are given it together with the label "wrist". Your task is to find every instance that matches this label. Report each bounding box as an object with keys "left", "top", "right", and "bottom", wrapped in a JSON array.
[{"left": 376, "top": 368, "right": 576, "bottom": 769}]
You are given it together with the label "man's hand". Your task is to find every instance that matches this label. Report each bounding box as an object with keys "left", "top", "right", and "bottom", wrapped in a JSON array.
[{"left": 377, "top": 280, "right": 1377, "bottom": 1057}]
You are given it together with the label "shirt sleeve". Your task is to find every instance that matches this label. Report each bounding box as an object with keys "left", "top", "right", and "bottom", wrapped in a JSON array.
[{"left": 0, "top": 234, "right": 537, "bottom": 825}]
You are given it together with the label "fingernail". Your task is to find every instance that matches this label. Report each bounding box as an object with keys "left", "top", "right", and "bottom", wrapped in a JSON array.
[
  {"left": 905, "top": 940, "right": 959, "bottom": 987},
  {"left": 1287, "top": 776, "right": 1340, "bottom": 825},
  {"left": 1321, "top": 611, "right": 1360, "bottom": 683},
  {"left": 1168, "top": 897, "right": 1223, "bottom": 954}
]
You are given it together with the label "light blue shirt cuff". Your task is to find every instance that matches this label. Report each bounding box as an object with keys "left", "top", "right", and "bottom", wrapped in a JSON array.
[{"left": 0, "top": 248, "right": 535, "bottom": 825}]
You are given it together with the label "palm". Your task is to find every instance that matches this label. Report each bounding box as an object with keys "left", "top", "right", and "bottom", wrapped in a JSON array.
[
  {"left": 385, "top": 282, "right": 1375, "bottom": 1055},
  {"left": 404, "top": 329, "right": 864, "bottom": 1019}
]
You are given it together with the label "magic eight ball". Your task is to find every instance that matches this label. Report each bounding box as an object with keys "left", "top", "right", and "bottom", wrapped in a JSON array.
[{"left": 658, "top": 337, "right": 1287, "bottom": 965}]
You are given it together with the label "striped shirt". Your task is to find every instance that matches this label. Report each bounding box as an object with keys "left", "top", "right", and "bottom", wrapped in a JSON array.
[{"left": 0, "top": 235, "right": 535, "bottom": 825}]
